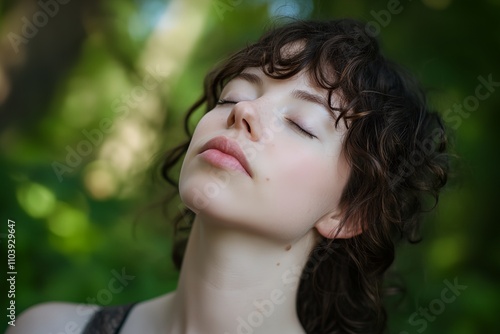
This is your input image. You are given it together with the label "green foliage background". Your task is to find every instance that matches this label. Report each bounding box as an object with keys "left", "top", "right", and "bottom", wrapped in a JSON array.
[{"left": 1, "top": 0, "right": 499, "bottom": 333}]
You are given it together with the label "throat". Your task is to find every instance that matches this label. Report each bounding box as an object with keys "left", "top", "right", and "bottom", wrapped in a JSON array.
[{"left": 164, "top": 217, "right": 315, "bottom": 334}]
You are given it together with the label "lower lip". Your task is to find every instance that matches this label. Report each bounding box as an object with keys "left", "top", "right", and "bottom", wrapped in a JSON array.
[{"left": 199, "top": 149, "right": 249, "bottom": 176}]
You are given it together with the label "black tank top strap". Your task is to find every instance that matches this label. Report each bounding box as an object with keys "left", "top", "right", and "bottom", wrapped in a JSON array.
[{"left": 82, "top": 303, "right": 137, "bottom": 334}]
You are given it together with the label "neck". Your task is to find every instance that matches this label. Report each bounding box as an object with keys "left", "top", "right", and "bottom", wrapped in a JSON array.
[{"left": 166, "top": 215, "right": 318, "bottom": 334}]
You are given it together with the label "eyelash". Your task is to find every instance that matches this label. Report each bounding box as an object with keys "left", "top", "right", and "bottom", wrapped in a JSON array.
[
  {"left": 286, "top": 118, "right": 316, "bottom": 139},
  {"left": 217, "top": 99, "right": 237, "bottom": 105},
  {"left": 217, "top": 99, "right": 316, "bottom": 139}
]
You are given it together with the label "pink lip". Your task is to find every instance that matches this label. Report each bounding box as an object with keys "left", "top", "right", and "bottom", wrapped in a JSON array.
[{"left": 199, "top": 136, "right": 253, "bottom": 177}]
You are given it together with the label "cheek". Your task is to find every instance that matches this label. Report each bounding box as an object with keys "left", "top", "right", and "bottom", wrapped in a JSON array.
[
  {"left": 286, "top": 159, "right": 336, "bottom": 204},
  {"left": 263, "top": 144, "right": 347, "bottom": 219},
  {"left": 190, "top": 112, "right": 223, "bottom": 139},
  {"left": 180, "top": 111, "right": 224, "bottom": 168}
]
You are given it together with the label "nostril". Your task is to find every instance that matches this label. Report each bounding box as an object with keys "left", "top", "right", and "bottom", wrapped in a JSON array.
[
  {"left": 227, "top": 113, "right": 235, "bottom": 127},
  {"left": 243, "top": 119, "right": 251, "bottom": 133}
]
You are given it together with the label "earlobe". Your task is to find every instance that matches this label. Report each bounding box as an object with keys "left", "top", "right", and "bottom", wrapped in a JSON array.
[{"left": 314, "top": 214, "right": 362, "bottom": 239}]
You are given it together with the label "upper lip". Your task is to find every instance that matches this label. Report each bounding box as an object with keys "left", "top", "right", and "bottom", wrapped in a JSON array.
[{"left": 200, "top": 136, "right": 253, "bottom": 177}]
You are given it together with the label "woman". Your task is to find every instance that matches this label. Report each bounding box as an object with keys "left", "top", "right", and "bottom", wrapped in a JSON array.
[{"left": 9, "top": 19, "right": 448, "bottom": 334}]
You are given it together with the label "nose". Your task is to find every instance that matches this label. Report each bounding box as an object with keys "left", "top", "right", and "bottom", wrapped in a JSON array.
[{"left": 226, "top": 101, "right": 262, "bottom": 141}]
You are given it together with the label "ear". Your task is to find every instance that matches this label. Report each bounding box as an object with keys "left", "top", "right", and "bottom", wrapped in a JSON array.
[{"left": 314, "top": 212, "right": 362, "bottom": 239}]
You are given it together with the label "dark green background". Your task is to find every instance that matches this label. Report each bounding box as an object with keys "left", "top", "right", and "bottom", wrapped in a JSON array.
[{"left": 1, "top": 0, "right": 499, "bottom": 333}]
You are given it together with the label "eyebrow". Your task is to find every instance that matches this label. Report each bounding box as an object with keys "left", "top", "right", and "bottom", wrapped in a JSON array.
[{"left": 233, "top": 72, "right": 336, "bottom": 122}]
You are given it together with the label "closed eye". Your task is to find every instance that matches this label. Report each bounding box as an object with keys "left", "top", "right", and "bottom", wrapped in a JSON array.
[
  {"left": 286, "top": 118, "right": 316, "bottom": 139},
  {"left": 217, "top": 99, "right": 238, "bottom": 105}
]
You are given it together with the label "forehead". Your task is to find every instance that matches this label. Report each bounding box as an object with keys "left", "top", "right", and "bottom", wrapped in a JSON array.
[{"left": 233, "top": 67, "right": 327, "bottom": 95}]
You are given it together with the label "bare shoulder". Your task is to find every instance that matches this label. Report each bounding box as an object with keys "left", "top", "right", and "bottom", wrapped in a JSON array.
[
  {"left": 119, "top": 292, "right": 176, "bottom": 334},
  {"left": 5, "top": 302, "right": 98, "bottom": 334}
]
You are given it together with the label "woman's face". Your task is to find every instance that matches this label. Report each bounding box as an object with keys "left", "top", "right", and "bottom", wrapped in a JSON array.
[{"left": 179, "top": 67, "right": 350, "bottom": 242}]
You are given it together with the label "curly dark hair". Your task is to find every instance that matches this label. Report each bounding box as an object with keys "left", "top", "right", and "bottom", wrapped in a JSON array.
[{"left": 161, "top": 19, "right": 448, "bottom": 334}]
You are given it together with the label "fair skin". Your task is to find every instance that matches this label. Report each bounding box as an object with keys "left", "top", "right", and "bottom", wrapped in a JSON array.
[{"left": 8, "top": 67, "right": 355, "bottom": 334}]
